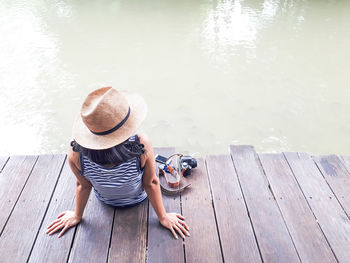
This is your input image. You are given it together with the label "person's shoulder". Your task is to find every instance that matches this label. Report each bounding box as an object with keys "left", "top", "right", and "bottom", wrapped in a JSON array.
[
  {"left": 137, "top": 133, "right": 152, "bottom": 148},
  {"left": 68, "top": 144, "right": 81, "bottom": 171},
  {"left": 137, "top": 133, "right": 154, "bottom": 162}
]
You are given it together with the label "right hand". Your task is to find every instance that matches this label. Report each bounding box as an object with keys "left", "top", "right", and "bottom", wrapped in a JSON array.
[
  {"left": 159, "top": 212, "right": 190, "bottom": 239},
  {"left": 46, "top": 210, "right": 81, "bottom": 238}
]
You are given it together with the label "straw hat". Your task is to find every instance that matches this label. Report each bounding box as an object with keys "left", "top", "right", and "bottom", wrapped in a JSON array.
[{"left": 72, "top": 87, "right": 148, "bottom": 149}]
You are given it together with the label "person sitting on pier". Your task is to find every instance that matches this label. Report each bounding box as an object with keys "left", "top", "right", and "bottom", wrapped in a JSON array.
[{"left": 45, "top": 87, "right": 190, "bottom": 239}]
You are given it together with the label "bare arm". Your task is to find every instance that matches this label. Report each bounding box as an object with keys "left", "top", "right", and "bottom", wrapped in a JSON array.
[
  {"left": 140, "top": 135, "right": 167, "bottom": 221},
  {"left": 139, "top": 133, "right": 190, "bottom": 239},
  {"left": 67, "top": 147, "right": 93, "bottom": 219},
  {"left": 46, "top": 146, "right": 92, "bottom": 237}
]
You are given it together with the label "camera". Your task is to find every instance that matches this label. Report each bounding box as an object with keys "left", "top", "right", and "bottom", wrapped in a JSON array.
[
  {"left": 155, "top": 154, "right": 197, "bottom": 177},
  {"left": 180, "top": 156, "right": 197, "bottom": 177}
]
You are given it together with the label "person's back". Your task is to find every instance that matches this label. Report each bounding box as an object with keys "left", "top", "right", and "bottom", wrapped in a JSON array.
[{"left": 80, "top": 134, "right": 148, "bottom": 207}]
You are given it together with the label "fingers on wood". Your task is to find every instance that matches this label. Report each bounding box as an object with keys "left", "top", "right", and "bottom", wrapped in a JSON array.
[
  {"left": 48, "top": 222, "right": 64, "bottom": 235},
  {"left": 173, "top": 224, "right": 185, "bottom": 239},
  {"left": 176, "top": 213, "right": 185, "bottom": 219},
  {"left": 58, "top": 211, "right": 66, "bottom": 218},
  {"left": 58, "top": 225, "right": 69, "bottom": 238},
  {"left": 170, "top": 227, "right": 178, "bottom": 239},
  {"left": 47, "top": 218, "right": 60, "bottom": 228}
]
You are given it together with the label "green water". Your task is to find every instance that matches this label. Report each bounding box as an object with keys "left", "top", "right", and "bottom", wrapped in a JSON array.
[{"left": 0, "top": 0, "right": 349, "bottom": 156}]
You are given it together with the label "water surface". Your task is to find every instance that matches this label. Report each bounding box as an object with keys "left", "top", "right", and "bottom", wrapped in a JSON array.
[{"left": 1, "top": 0, "right": 349, "bottom": 156}]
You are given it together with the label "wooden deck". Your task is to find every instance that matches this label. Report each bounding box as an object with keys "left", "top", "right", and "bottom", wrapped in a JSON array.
[{"left": 0, "top": 145, "right": 350, "bottom": 263}]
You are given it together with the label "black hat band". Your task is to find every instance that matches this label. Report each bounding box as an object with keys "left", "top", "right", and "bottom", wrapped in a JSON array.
[{"left": 90, "top": 107, "right": 131, "bottom": 136}]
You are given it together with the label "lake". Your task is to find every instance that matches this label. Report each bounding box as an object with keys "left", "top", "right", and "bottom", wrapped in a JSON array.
[{"left": 1, "top": 0, "right": 349, "bottom": 156}]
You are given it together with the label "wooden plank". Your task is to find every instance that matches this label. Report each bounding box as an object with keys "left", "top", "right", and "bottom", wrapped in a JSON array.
[
  {"left": 230, "top": 146, "right": 300, "bottom": 263},
  {"left": 340, "top": 155, "right": 350, "bottom": 173},
  {"left": 206, "top": 154, "right": 261, "bottom": 263},
  {"left": 0, "top": 155, "right": 38, "bottom": 234},
  {"left": 68, "top": 189, "right": 115, "bottom": 263},
  {"left": 313, "top": 155, "right": 350, "bottom": 217},
  {"left": 108, "top": 201, "right": 148, "bottom": 263},
  {"left": 28, "top": 158, "right": 77, "bottom": 263},
  {"left": 0, "top": 154, "right": 66, "bottom": 263},
  {"left": 146, "top": 147, "right": 185, "bottom": 263},
  {"left": 181, "top": 157, "right": 223, "bottom": 263},
  {"left": 0, "top": 156, "right": 9, "bottom": 172},
  {"left": 340, "top": 156, "right": 350, "bottom": 212},
  {"left": 284, "top": 152, "right": 350, "bottom": 263},
  {"left": 259, "top": 153, "right": 336, "bottom": 263}
]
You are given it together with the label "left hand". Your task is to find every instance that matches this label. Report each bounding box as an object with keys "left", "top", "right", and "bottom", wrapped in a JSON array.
[
  {"left": 159, "top": 212, "right": 190, "bottom": 239},
  {"left": 46, "top": 210, "right": 81, "bottom": 238}
]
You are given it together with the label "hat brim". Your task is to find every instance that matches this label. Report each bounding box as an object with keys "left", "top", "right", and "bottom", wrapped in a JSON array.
[{"left": 72, "top": 90, "right": 148, "bottom": 150}]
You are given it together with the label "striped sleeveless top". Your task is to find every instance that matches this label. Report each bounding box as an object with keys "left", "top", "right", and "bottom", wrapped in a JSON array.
[{"left": 80, "top": 134, "right": 148, "bottom": 207}]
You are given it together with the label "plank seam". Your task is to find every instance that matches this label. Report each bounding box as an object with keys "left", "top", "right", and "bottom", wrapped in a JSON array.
[
  {"left": 256, "top": 154, "right": 302, "bottom": 263},
  {"left": 66, "top": 195, "right": 92, "bottom": 263},
  {"left": 106, "top": 207, "right": 117, "bottom": 263},
  {"left": 339, "top": 156, "right": 350, "bottom": 219},
  {"left": 312, "top": 155, "right": 350, "bottom": 220},
  {"left": 204, "top": 158, "right": 225, "bottom": 263},
  {"left": 229, "top": 153, "right": 264, "bottom": 263},
  {"left": 0, "top": 155, "right": 39, "bottom": 237},
  {"left": 67, "top": 223, "right": 80, "bottom": 263},
  {"left": 26, "top": 154, "right": 67, "bottom": 263},
  {"left": 180, "top": 187, "right": 187, "bottom": 263},
  {"left": 66, "top": 208, "right": 79, "bottom": 263},
  {"left": 339, "top": 156, "right": 350, "bottom": 175},
  {"left": 177, "top": 145, "right": 186, "bottom": 263},
  {"left": 0, "top": 156, "right": 10, "bottom": 173},
  {"left": 145, "top": 199, "right": 149, "bottom": 263},
  {"left": 283, "top": 153, "right": 339, "bottom": 262}
]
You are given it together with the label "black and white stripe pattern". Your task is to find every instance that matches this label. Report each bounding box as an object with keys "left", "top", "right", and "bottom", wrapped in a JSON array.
[{"left": 80, "top": 134, "right": 147, "bottom": 206}]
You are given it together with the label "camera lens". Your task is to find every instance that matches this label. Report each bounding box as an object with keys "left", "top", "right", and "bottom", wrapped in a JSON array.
[{"left": 191, "top": 159, "right": 197, "bottom": 168}]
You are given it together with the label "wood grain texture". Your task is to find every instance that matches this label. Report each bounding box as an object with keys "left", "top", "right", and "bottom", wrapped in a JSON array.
[
  {"left": 230, "top": 146, "right": 300, "bottom": 263},
  {"left": 1, "top": 150, "right": 349, "bottom": 263},
  {"left": 181, "top": 158, "right": 223, "bottom": 263},
  {"left": 284, "top": 152, "right": 350, "bottom": 263},
  {"left": 0, "top": 156, "right": 9, "bottom": 172},
  {"left": 0, "top": 155, "right": 38, "bottom": 234},
  {"left": 313, "top": 155, "right": 350, "bottom": 218},
  {"left": 206, "top": 154, "right": 261, "bottom": 263},
  {"left": 108, "top": 200, "right": 148, "bottom": 263},
  {"left": 68, "top": 191, "right": 115, "bottom": 263},
  {"left": 340, "top": 155, "right": 350, "bottom": 173},
  {"left": 147, "top": 147, "right": 185, "bottom": 263},
  {"left": 259, "top": 153, "right": 336, "bottom": 263},
  {"left": 28, "top": 158, "right": 77, "bottom": 263},
  {"left": 0, "top": 154, "right": 65, "bottom": 263}
]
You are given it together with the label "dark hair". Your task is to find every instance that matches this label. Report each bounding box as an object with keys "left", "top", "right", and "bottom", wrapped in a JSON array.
[{"left": 70, "top": 137, "right": 145, "bottom": 166}]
